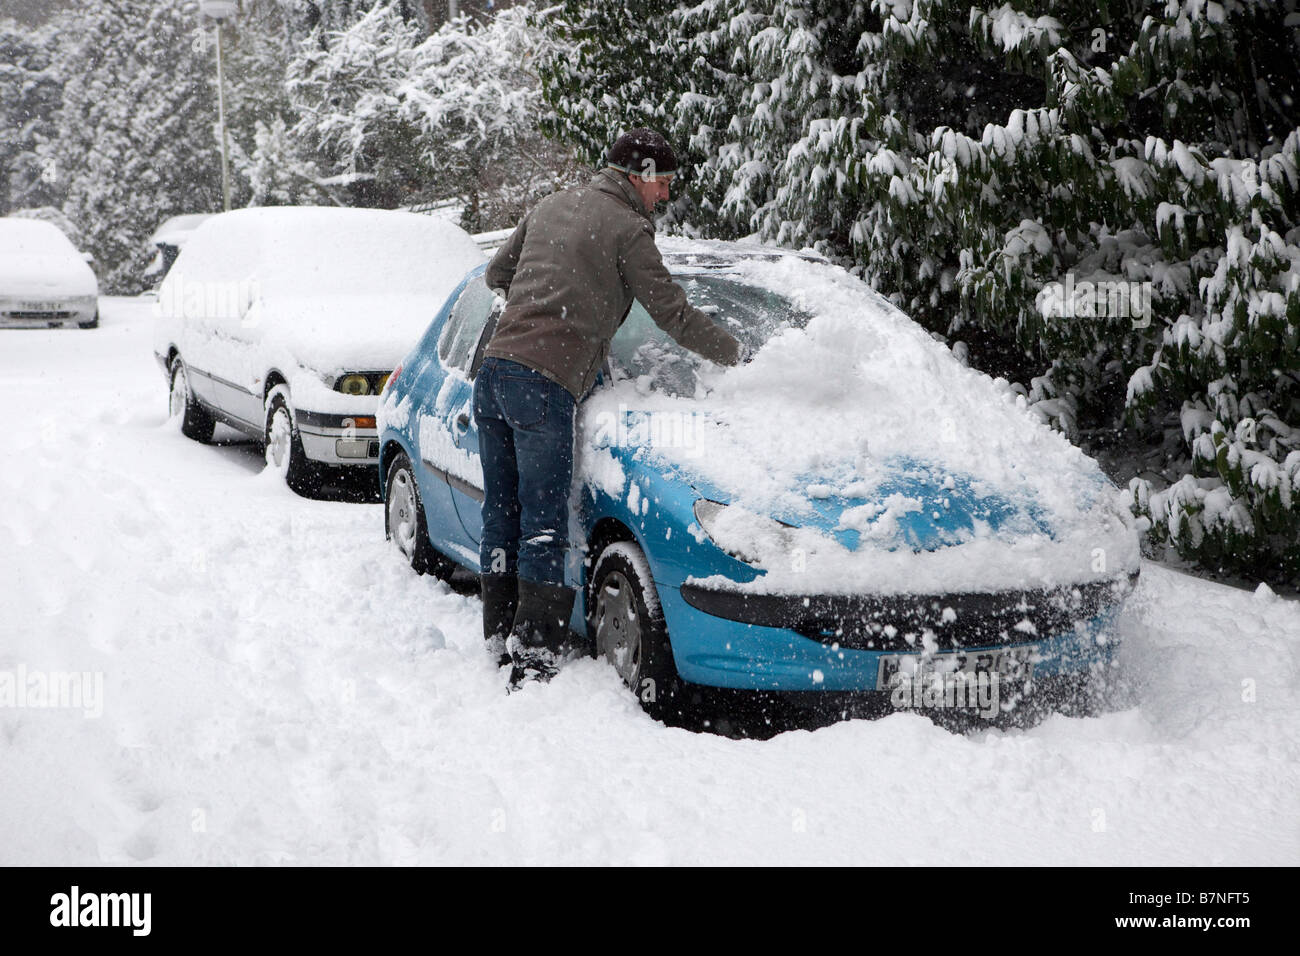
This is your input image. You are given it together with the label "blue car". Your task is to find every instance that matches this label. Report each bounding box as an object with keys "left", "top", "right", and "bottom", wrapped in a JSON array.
[{"left": 377, "top": 238, "right": 1140, "bottom": 719}]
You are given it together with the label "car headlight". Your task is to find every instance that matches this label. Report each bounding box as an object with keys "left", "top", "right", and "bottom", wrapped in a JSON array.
[
  {"left": 337, "top": 374, "right": 372, "bottom": 396},
  {"left": 692, "top": 498, "right": 799, "bottom": 566}
]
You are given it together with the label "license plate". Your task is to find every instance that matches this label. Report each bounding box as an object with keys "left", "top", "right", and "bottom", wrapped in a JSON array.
[
  {"left": 876, "top": 645, "right": 1037, "bottom": 691},
  {"left": 19, "top": 301, "right": 61, "bottom": 312}
]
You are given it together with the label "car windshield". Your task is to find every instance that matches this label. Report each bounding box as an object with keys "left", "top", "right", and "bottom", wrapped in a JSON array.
[
  {"left": 0, "top": 220, "right": 74, "bottom": 255},
  {"left": 609, "top": 274, "right": 811, "bottom": 397}
]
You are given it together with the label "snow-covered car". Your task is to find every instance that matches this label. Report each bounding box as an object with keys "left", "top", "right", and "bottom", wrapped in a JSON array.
[
  {"left": 154, "top": 206, "right": 486, "bottom": 491},
  {"left": 0, "top": 218, "right": 99, "bottom": 329},
  {"left": 143, "top": 213, "right": 212, "bottom": 287},
  {"left": 378, "top": 239, "right": 1141, "bottom": 718}
]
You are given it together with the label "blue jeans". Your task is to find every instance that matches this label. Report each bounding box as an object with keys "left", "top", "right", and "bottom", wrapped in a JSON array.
[{"left": 473, "top": 356, "right": 576, "bottom": 586}]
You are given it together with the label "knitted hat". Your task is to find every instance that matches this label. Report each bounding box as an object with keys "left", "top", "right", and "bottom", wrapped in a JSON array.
[{"left": 605, "top": 129, "right": 678, "bottom": 179}]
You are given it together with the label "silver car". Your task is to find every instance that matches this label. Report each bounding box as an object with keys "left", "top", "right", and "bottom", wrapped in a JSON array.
[
  {"left": 153, "top": 206, "right": 485, "bottom": 493},
  {"left": 0, "top": 218, "right": 98, "bottom": 329}
]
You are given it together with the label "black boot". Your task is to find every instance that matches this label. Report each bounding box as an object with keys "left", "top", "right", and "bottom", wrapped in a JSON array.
[
  {"left": 507, "top": 578, "right": 578, "bottom": 689},
  {"left": 480, "top": 572, "right": 518, "bottom": 668}
]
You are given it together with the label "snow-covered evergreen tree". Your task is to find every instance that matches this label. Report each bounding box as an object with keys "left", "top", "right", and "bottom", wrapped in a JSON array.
[
  {"left": 289, "top": 2, "right": 583, "bottom": 228},
  {"left": 539, "top": 0, "right": 719, "bottom": 229},
  {"left": 221, "top": 0, "right": 332, "bottom": 207},
  {"left": 0, "top": 17, "right": 64, "bottom": 215},
  {"left": 38, "top": 0, "right": 223, "bottom": 293}
]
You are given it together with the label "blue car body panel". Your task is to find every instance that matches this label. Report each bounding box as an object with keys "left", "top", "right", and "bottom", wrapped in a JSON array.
[{"left": 379, "top": 261, "right": 1131, "bottom": 693}]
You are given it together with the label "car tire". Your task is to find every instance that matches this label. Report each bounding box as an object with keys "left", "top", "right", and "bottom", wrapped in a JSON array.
[
  {"left": 168, "top": 358, "right": 215, "bottom": 443},
  {"left": 587, "top": 541, "right": 682, "bottom": 720},
  {"left": 264, "top": 385, "right": 316, "bottom": 494},
  {"left": 384, "top": 451, "right": 458, "bottom": 581},
  {"left": 78, "top": 310, "right": 99, "bottom": 330}
]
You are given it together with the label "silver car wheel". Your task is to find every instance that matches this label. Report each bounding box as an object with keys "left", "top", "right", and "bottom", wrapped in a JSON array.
[
  {"left": 594, "top": 569, "right": 643, "bottom": 688},
  {"left": 168, "top": 364, "right": 189, "bottom": 422},
  {"left": 266, "top": 405, "right": 293, "bottom": 474},
  {"left": 388, "top": 469, "right": 418, "bottom": 561}
]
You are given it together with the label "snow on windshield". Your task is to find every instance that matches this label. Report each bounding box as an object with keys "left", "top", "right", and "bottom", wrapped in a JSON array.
[
  {"left": 0, "top": 218, "right": 76, "bottom": 255},
  {"left": 609, "top": 275, "right": 811, "bottom": 397}
]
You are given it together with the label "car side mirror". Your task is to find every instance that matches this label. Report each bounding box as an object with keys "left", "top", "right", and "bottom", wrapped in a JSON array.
[{"left": 81, "top": 251, "right": 94, "bottom": 265}]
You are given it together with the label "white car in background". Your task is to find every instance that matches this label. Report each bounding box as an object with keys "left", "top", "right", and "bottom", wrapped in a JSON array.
[
  {"left": 0, "top": 218, "right": 99, "bottom": 329},
  {"left": 153, "top": 205, "right": 485, "bottom": 492},
  {"left": 143, "top": 213, "right": 212, "bottom": 287}
]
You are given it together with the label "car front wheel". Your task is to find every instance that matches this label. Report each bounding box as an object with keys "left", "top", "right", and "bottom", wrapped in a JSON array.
[
  {"left": 385, "top": 451, "right": 457, "bottom": 580},
  {"left": 168, "top": 358, "right": 215, "bottom": 443},
  {"left": 587, "top": 540, "right": 681, "bottom": 719},
  {"left": 264, "top": 385, "right": 316, "bottom": 493}
]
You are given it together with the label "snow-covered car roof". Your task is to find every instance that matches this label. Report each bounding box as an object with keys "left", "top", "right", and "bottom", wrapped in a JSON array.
[
  {"left": 0, "top": 217, "right": 79, "bottom": 254},
  {"left": 148, "top": 213, "right": 213, "bottom": 247},
  {"left": 164, "top": 205, "right": 484, "bottom": 300},
  {"left": 656, "top": 236, "right": 828, "bottom": 272},
  {"left": 156, "top": 206, "right": 486, "bottom": 375}
]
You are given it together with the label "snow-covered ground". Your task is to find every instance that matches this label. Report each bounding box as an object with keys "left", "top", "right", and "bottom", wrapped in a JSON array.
[{"left": 1, "top": 297, "right": 1297, "bottom": 865}]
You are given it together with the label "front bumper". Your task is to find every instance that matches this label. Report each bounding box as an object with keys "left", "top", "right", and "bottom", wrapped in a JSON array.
[
  {"left": 295, "top": 409, "right": 380, "bottom": 466},
  {"left": 661, "top": 573, "right": 1137, "bottom": 692},
  {"left": 0, "top": 297, "right": 97, "bottom": 328}
]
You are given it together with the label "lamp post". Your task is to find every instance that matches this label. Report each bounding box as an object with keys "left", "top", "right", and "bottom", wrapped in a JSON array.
[{"left": 199, "top": 1, "right": 238, "bottom": 212}]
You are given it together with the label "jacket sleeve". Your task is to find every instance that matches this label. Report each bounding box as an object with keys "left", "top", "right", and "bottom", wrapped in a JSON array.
[
  {"left": 618, "top": 224, "right": 743, "bottom": 366},
  {"left": 484, "top": 215, "right": 527, "bottom": 296}
]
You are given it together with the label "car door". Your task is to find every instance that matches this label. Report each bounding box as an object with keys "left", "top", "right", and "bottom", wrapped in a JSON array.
[
  {"left": 165, "top": 217, "right": 263, "bottom": 436},
  {"left": 416, "top": 272, "right": 498, "bottom": 565}
]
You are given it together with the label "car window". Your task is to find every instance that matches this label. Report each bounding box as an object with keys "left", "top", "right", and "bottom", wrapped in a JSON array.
[
  {"left": 0, "top": 219, "right": 77, "bottom": 255},
  {"left": 609, "top": 275, "right": 811, "bottom": 397},
  {"left": 438, "top": 275, "right": 497, "bottom": 375}
]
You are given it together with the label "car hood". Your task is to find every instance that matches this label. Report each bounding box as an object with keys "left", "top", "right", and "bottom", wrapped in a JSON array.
[
  {"left": 582, "top": 406, "right": 1136, "bottom": 596},
  {"left": 587, "top": 406, "right": 1059, "bottom": 550},
  {"left": 0, "top": 253, "right": 97, "bottom": 297},
  {"left": 239, "top": 292, "right": 435, "bottom": 377}
]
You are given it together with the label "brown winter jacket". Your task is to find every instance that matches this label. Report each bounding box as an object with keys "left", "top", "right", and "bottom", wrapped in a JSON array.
[{"left": 482, "top": 167, "right": 743, "bottom": 401}]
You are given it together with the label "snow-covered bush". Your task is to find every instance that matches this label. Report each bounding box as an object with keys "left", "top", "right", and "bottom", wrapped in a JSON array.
[{"left": 288, "top": 2, "right": 584, "bottom": 229}]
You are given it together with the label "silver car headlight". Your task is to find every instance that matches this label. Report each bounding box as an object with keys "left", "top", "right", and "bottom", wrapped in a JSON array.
[{"left": 692, "top": 498, "right": 799, "bottom": 566}]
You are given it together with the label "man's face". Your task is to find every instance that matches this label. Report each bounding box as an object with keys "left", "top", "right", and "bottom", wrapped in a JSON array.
[{"left": 628, "top": 171, "right": 673, "bottom": 212}]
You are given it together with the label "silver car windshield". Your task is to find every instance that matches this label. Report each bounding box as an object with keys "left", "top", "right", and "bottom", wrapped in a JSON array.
[{"left": 608, "top": 274, "right": 811, "bottom": 397}]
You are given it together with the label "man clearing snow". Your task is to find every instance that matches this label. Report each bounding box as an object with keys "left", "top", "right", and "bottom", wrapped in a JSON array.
[{"left": 476, "top": 129, "right": 744, "bottom": 688}]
